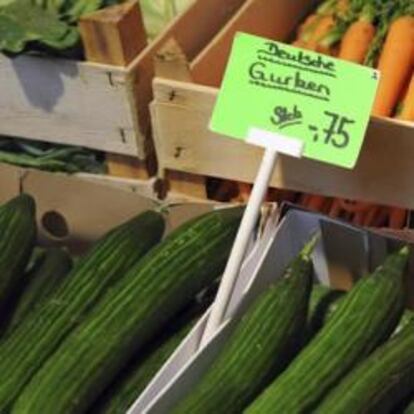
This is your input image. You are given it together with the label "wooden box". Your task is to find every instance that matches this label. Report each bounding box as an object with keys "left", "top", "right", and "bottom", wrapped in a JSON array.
[
  {"left": 0, "top": 0, "right": 246, "bottom": 160},
  {"left": 151, "top": 0, "right": 414, "bottom": 208}
]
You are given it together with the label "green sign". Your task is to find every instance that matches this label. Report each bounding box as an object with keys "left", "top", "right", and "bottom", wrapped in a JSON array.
[{"left": 210, "top": 32, "right": 379, "bottom": 168}]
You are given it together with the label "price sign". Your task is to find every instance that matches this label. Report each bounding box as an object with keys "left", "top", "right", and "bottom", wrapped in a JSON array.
[{"left": 210, "top": 32, "right": 379, "bottom": 168}]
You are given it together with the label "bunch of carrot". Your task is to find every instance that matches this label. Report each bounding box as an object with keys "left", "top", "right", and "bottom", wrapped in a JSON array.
[
  {"left": 294, "top": 0, "right": 414, "bottom": 229},
  {"left": 209, "top": 0, "right": 413, "bottom": 229}
]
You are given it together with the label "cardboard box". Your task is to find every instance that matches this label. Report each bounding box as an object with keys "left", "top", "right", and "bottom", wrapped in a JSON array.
[
  {"left": 151, "top": 0, "right": 414, "bottom": 208},
  {"left": 0, "top": 163, "right": 219, "bottom": 254},
  {"left": 129, "top": 207, "right": 413, "bottom": 413}
]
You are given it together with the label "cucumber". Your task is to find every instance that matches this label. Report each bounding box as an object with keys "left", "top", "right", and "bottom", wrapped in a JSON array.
[
  {"left": 13, "top": 207, "right": 243, "bottom": 414},
  {"left": 0, "top": 210, "right": 165, "bottom": 411},
  {"left": 0, "top": 194, "right": 36, "bottom": 326},
  {"left": 171, "top": 241, "right": 313, "bottom": 414},
  {"left": 309, "top": 287, "right": 411, "bottom": 340},
  {"left": 96, "top": 313, "right": 198, "bottom": 414},
  {"left": 95, "top": 290, "right": 216, "bottom": 414},
  {"left": 245, "top": 247, "right": 409, "bottom": 414},
  {"left": 307, "top": 284, "right": 345, "bottom": 339},
  {"left": 315, "top": 319, "right": 414, "bottom": 414},
  {"left": 6, "top": 247, "right": 73, "bottom": 334}
]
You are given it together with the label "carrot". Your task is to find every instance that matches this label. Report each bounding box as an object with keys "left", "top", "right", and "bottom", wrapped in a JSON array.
[
  {"left": 337, "top": 199, "right": 373, "bottom": 213},
  {"left": 305, "top": 195, "right": 328, "bottom": 212},
  {"left": 292, "top": 39, "right": 309, "bottom": 49},
  {"left": 297, "top": 14, "right": 320, "bottom": 39},
  {"left": 362, "top": 206, "right": 381, "bottom": 227},
  {"left": 307, "top": 15, "right": 336, "bottom": 51},
  {"left": 389, "top": 207, "right": 407, "bottom": 229},
  {"left": 329, "top": 199, "right": 342, "bottom": 218},
  {"left": 237, "top": 183, "right": 252, "bottom": 203},
  {"left": 338, "top": 17, "right": 376, "bottom": 63},
  {"left": 398, "top": 74, "right": 414, "bottom": 121},
  {"left": 372, "top": 16, "right": 414, "bottom": 117}
]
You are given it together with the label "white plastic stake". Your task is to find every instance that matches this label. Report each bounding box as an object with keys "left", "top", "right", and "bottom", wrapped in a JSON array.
[{"left": 201, "top": 129, "right": 303, "bottom": 347}]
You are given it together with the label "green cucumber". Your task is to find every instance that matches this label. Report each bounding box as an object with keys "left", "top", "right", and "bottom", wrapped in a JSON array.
[
  {"left": 95, "top": 289, "right": 216, "bottom": 414},
  {"left": 96, "top": 313, "right": 198, "bottom": 414},
  {"left": 171, "top": 241, "right": 313, "bottom": 414},
  {"left": 6, "top": 247, "right": 73, "bottom": 334},
  {"left": 13, "top": 207, "right": 243, "bottom": 414},
  {"left": 0, "top": 210, "right": 165, "bottom": 411},
  {"left": 315, "top": 319, "right": 414, "bottom": 414},
  {"left": 0, "top": 194, "right": 36, "bottom": 326},
  {"left": 307, "top": 284, "right": 345, "bottom": 339},
  {"left": 245, "top": 247, "right": 409, "bottom": 414}
]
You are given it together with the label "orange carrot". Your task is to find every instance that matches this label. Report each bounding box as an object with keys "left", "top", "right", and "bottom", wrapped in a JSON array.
[
  {"left": 338, "top": 199, "right": 372, "bottom": 213},
  {"left": 398, "top": 74, "right": 414, "bottom": 121},
  {"left": 329, "top": 199, "right": 342, "bottom": 218},
  {"left": 338, "top": 19, "right": 376, "bottom": 63},
  {"left": 372, "top": 16, "right": 414, "bottom": 117},
  {"left": 389, "top": 207, "right": 407, "bottom": 229},
  {"left": 292, "top": 39, "right": 309, "bottom": 49},
  {"left": 306, "top": 195, "right": 327, "bottom": 212},
  {"left": 363, "top": 206, "right": 381, "bottom": 227},
  {"left": 237, "top": 183, "right": 252, "bottom": 203},
  {"left": 298, "top": 14, "right": 320, "bottom": 39},
  {"left": 307, "top": 15, "right": 336, "bottom": 51}
]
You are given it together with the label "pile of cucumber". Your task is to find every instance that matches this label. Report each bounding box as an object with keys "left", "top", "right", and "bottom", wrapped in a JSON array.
[
  {"left": 0, "top": 194, "right": 242, "bottom": 413},
  {"left": 172, "top": 243, "right": 414, "bottom": 414},
  {"left": 2, "top": 193, "right": 414, "bottom": 413}
]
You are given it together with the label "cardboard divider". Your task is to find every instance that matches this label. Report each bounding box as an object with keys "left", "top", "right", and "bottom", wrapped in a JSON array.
[
  {"left": 0, "top": 165, "right": 217, "bottom": 254},
  {"left": 133, "top": 209, "right": 413, "bottom": 413}
]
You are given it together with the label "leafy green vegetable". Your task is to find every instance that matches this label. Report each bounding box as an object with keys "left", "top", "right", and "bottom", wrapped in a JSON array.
[
  {"left": 0, "top": 136, "right": 106, "bottom": 174},
  {"left": 0, "top": 0, "right": 119, "bottom": 55},
  {"left": 0, "top": 0, "right": 79, "bottom": 53},
  {"left": 139, "top": 0, "right": 194, "bottom": 40}
]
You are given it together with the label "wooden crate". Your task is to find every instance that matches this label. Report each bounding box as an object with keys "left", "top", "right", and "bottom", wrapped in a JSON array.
[
  {"left": 151, "top": 0, "right": 414, "bottom": 208},
  {"left": 0, "top": 0, "right": 246, "bottom": 160}
]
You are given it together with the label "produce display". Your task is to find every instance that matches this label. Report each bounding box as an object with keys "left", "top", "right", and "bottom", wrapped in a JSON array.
[
  {"left": 172, "top": 241, "right": 314, "bottom": 414},
  {"left": 0, "top": 0, "right": 194, "bottom": 56},
  {"left": 0, "top": 194, "right": 242, "bottom": 412},
  {"left": 0, "top": 204, "right": 166, "bottom": 410},
  {"left": 1, "top": 0, "right": 414, "bottom": 413},
  {"left": 203, "top": 0, "right": 414, "bottom": 230},
  {"left": 0, "top": 0, "right": 194, "bottom": 174},
  {"left": 5, "top": 247, "right": 73, "bottom": 334},
  {"left": 0, "top": 193, "right": 412, "bottom": 413}
]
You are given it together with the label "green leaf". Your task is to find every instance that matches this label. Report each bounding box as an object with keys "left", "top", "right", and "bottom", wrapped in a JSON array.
[{"left": 0, "top": 0, "right": 79, "bottom": 53}]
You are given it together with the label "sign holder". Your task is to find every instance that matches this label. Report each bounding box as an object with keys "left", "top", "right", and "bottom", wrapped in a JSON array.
[
  {"left": 200, "top": 32, "right": 379, "bottom": 346},
  {"left": 202, "top": 131, "right": 304, "bottom": 345}
]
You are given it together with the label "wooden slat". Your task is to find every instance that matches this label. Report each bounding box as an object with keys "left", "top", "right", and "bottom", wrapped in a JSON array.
[
  {"left": 80, "top": 0, "right": 150, "bottom": 179},
  {"left": 80, "top": 0, "right": 147, "bottom": 66},
  {"left": 0, "top": 55, "right": 137, "bottom": 155},
  {"left": 153, "top": 39, "right": 207, "bottom": 199},
  {"left": 153, "top": 78, "right": 414, "bottom": 210},
  {"left": 191, "top": 0, "right": 319, "bottom": 87},
  {"left": 125, "top": 0, "right": 246, "bottom": 162}
]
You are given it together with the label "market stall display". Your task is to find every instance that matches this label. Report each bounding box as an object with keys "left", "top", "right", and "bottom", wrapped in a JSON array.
[
  {"left": 0, "top": 193, "right": 242, "bottom": 412},
  {"left": 138, "top": 208, "right": 414, "bottom": 414},
  {"left": 1, "top": 0, "right": 414, "bottom": 413},
  {"left": 151, "top": 0, "right": 414, "bottom": 220},
  {"left": 0, "top": 0, "right": 244, "bottom": 176}
]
